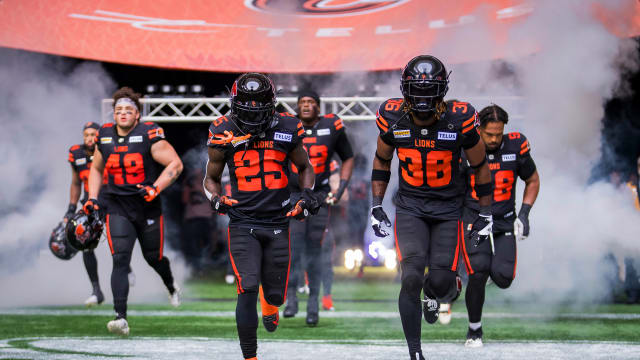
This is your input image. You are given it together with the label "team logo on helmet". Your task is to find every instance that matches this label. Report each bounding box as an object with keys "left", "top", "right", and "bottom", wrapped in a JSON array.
[{"left": 245, "top": 0, "right": 410, "bottom": 18}]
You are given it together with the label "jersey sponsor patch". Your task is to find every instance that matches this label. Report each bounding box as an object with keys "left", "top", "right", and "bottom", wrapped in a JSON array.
[
  {"left": 281, "top": 198, "right": 290, "bottom": 207},
  {"left": 231, "top": 138, "right": 249, "bottom": 147},
  {"left": 75, "top": 158, "right": 87, "bottom": 165},
  {"left": 274, "top": 132, "right": 292, "bottom": 142},
  {"left": 393, "top": 129, "right": 411, "bottom": 138},
  {"left": 129, "top": 135, "right": 143, "bottom": 143},
  {"left": 317, "top": 128, "right": 331, "bottom": 136},
  {"left": 437, "top": 131, "right": 457, "bottom": 141},
  {"left": 100, "top": 137, "right": 113, "bottom": 144},
  {"left": 502, "top": 154, "right": 516, "bottom": 162}
]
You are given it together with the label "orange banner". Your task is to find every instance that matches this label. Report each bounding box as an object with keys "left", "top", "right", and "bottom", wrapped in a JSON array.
[{"left": 1, "top": 1, "right": 638, "bottom": 73}]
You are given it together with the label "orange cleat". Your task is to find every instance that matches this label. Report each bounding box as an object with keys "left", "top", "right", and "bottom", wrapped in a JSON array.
[
  {"left": 259, "top": 286, "right": 279, "bottom": 332},
  {"left": 322, "top": 294, "right": 334, "bottom": 311}
]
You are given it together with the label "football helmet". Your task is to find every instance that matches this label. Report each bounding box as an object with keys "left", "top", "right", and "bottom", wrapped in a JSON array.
[
  {"left": 49, "top": 221, "right": 78, "bottom": 260},
  {"left": 230, "top": 73, "right": 276, "bottom": 136},
  {"left": 400, "top": 55, "right": 449, "bottom": 115},
  {"left": 65, "top": 211, "right": 103, "bottom": 251}
]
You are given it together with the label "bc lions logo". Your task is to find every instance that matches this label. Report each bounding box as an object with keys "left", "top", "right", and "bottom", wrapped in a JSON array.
[{"left": 245, "top": 0, "right": 410, "bottom": 17}]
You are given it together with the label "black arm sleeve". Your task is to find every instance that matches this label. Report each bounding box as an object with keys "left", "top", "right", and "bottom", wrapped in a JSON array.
[{"left": 335, "top": 131, "right": 354, "bottom": 161}]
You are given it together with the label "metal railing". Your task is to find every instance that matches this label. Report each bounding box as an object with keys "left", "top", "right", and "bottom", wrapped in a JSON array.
[{"left": 101, "top": 96, "right": 523, "bottom": 123}]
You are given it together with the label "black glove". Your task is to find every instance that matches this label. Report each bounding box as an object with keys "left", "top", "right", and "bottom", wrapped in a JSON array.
[
  {"left": 470, "top": 206, "right": 493, "bottom": 246},
  {"left": 82, "top": 198, "right": 100, "bottom": 215},
  {"left": 210, "top": 195, "right": 237, "bottom": 215},
  {"left": 515, "top": 203, "right": 532, "bottom": 240},
  {"left": 287, "top": 189, "right": 320, "bottom": 220},
  {"left": 370, "top": 206, "right": 391, "bottom": 237},
  {"left": 64, "top": 203, "right": 77, "bottom": 221}
]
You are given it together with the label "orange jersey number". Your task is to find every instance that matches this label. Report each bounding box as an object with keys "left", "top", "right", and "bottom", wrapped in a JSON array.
[
  {"left": 397, "top": 149, "right": 453, "bottom": 187},
  {"left": 470, "top": 170, "right": 515, "bottom": 202},
  {"left": 234, "top": 149, "right": 288, "bottom": 192},
  {"left": 308, "top": 145, "right": 328, "bottom": 174},
  {"left": 105, "top": 153, "right": 146, "bottom": 185}
]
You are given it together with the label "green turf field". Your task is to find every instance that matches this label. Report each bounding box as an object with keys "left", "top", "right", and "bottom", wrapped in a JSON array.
[{"left": 1, "top": 268, "right": 639, "bottom": 359}]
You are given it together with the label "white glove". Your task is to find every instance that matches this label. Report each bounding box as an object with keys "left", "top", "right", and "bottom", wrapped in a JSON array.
[{"left": 514, "top": 218, "right": 527, "bottom": 241}]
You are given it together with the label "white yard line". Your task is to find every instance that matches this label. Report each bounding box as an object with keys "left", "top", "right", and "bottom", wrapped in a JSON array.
[
  {"left": 1, "top": 337, "right": 640, "bottom": 360},
  {"left": 1, "top": 308, "right": 640, "bottom": 320}
]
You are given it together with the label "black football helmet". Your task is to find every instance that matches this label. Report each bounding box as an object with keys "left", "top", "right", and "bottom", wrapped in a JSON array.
[
  {"left": 230, "top": 73, "right": 276, "bottom": 136},
  {"left": 400, "top": 55, "right": 449, "bottom": 115},
  {"left": 65, "top": 211, "right": 103, "bottom": 251},
  {"left": 49, "top": 221, "right": 78, "bottom": 260}
]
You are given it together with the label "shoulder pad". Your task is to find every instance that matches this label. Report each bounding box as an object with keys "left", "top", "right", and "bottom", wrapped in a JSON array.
[
  {"left": 69, "top": 144, "right": 81, "bottom": 151},
  {"left": 144, "top": 122, "right": 165, "bottom": 140},
  {"left": 377, "top": 98, "right": 405, "bottom": 134},
  {"left": 505, "top": 132, "right": 531, "bottom": 155},
  {"left": 331, "top": 116, "right": 344, "bottom": 131},
  {"left": 102, "top": 123, "right": 114, "bottom": 128}
]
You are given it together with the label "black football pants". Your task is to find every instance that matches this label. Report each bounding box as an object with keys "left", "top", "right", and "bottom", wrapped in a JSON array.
[
  {"left": 395, "top": 211, "right": 462, "bottom": 355},
  {"left": 287, "top": 205, "right": 330, "bottom": 313},
  {"left": 227, "top": 226, "right": 290, "bottom": 359},
  {"left": 462, "top": 211, "right": 517, "bottom": 323},
  {"left": 106, "top": 213, "right": 175, "bottom": 319}
]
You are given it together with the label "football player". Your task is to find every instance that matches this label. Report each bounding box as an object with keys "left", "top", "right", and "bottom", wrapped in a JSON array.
[
  {"left": 65, "top": 122, "right": 135, "bottom": 307},
  {"left": 283, "top": 89, "right": 354, "bottom": 325},
  {"left": 203, "top": 73, "right": 316, "bottom": 360},
  {"left": 459, "top": 104, "right": 540, "bottom": 347},
  {"left": 370, "top": 55, "right": 493, "bottom": 360},
  {"left": 84, "top": 87, "right": 183, "bottom": 336}
]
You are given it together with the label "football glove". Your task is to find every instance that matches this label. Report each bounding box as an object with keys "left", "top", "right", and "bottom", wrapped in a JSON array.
[
  {"left": 63, "top": 203, "right": 77, "bottom": 221},
  {"left": 370, "top": 206, "right": 391, "bottom": 237},
  {"left": 136, "top": 184, "right": 160, "bottom": 202},
  {"left": 210, "top": 195, "right": 238, "bottom": 215},
  {"left": 470, "top": 207, "right": 493, "bottom": 247},
  {"left": 514, "top": 203, "right": 532, "bottom": 241},
  {"left": 286, "top": 189, "right": 320, "bottom": 220},
  {"left": 82, "top": 198, "right": 100, "bottom": 215}
]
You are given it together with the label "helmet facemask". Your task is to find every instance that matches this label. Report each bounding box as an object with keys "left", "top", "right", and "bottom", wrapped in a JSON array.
[{"left": 229, "top": 74, "right": 277, "bottom": 136}]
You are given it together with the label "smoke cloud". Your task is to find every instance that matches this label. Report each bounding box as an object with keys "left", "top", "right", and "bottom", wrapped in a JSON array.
[{"left": 0, "top": 49, "right": 187, "bottom": 307}]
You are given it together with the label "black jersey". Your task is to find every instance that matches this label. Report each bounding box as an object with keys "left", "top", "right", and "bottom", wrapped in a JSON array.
[
  {"left": 96, "top": 122, "right": 164, "bottom": 197},
  {"left": 207, "top": 113, "right": 304, "bottom": 229},
  {"left": 68, "top": 144, "right": 94, "bottom": 194},
  {"left": 377, "top": 99, "right": 480, "bottom": 220},
  {"left": 462, "top": 132, "right": 536, "bottom": 231},
  {"left": 289, "top": 114, "right": 353, "bottom": 194}
]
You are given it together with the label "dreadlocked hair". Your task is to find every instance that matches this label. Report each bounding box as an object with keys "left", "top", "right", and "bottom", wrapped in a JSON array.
[
  {"left": 478, "top": 103, "right": 508, "bottom": 127},
  {"left": 112, "top": 87, "right": 142, "bottom": 111},
  {"left": 402, "top": 98, "right": 447, "bottom": 119}
]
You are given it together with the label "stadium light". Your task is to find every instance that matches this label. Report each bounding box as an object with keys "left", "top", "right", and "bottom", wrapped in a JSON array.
[
  {"left": 161, "top": 84, "right": 173, "bottom": 95},
  {"left": 384, "top": 249, "right": 397, "bottom": 270},
  {"left": 191, "top": 84, "right": 204, "bottom": 95},
  {"left": 145, "top": 84, "right": 157, "bottom": 95},
  {"left": 176, "top": 84, "right": 188, "bottom": 94}
]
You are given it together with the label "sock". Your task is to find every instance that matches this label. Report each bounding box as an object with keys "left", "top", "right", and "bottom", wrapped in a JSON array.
[
  {"left": 259, "top": 285, "right": 278, "bottom": 316},
  {"left": 469, "top": 321, "right": 482, "bottom": 330}
]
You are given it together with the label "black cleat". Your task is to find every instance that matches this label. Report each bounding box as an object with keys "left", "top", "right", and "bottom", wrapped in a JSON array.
[
  {"left": 262, "top": 312, "right": 279, "bottom": 333},
  {"left": 410, "top": 351, "right": 425, "bottom": 360},
  {"left": 422, "top": 294, "right": 439, "bottom": 324},
  {"left": 465, "top": 326, "right": 484, "bottom": 348},
  {"left": 305, "top": 311, "right": 319, "bottom": 326},
  {"left": 283, "top": 299, "right": 298, "bottom": 318}
]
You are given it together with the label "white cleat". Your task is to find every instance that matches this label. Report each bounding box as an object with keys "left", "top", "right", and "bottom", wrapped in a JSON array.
[
  {"left": 439, "top": 303, "right": 452, "bottom": 325},
  {"left": 128, "top": 271, "right": 136, "bottom": 287},
  {"left": 225, "top": 274, "right": 235, "bottom": 284},
  {"left": 464, "top": 338, "right": 483, "bottom": 348},
  {"left": 107, "top": 318, "right": 130, "bottom": 336},
  {"left": 84, "top": 295, "right": 99, "bottom": 307},
  {"left": 169, "top": 282, "right": 181, "bottom": 307}
]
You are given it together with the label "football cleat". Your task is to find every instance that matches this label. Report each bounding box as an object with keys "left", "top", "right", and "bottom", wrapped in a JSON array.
[
  {"left": 322, "top": 294, "right": 335, "bottom": 311},
  {"left": 225, "top": 274, "right": 235, "bottom": 285},
  {"left": 306, "top": 296, "right": 319, "bottom": 326},
  {"left": 84, "top": 288, "right": 104, "bottom": 307},
  {"left": 128, "top": 271, "right": 136, "bottom": 287},
  {"left": 422, "top": 295, "right": 439, "bottom": 324},
  {"left": 283, "top": 298, "right": 298, "bottom": 318},
  {"left": 107, "top": 318, "right": 129, "bottom": 336},
  {"left": 438, "top": 303, "right": 452, "bottom": 325},
  {"left": 262, "top": 312, "right": 279, "bottom": 333},
  {"left": 410, "top": 351, "right": 426, "bottom": 360},
  {"left": 306, "top": 311, "right": 319, "bottom": 327},
  {"left": 465, "top": 326, "right": 484, "bottom": 348},
  {"left": 168, "top": 282, "right": 181, "bottom": 307}
]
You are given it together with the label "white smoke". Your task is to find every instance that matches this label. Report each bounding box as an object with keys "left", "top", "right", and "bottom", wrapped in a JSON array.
[
  {"left": 0, "top": 49, "right": 187, "bottom": 307},
  {"left": 315, "top": 0, "right": 640, "bottom": 304}
]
